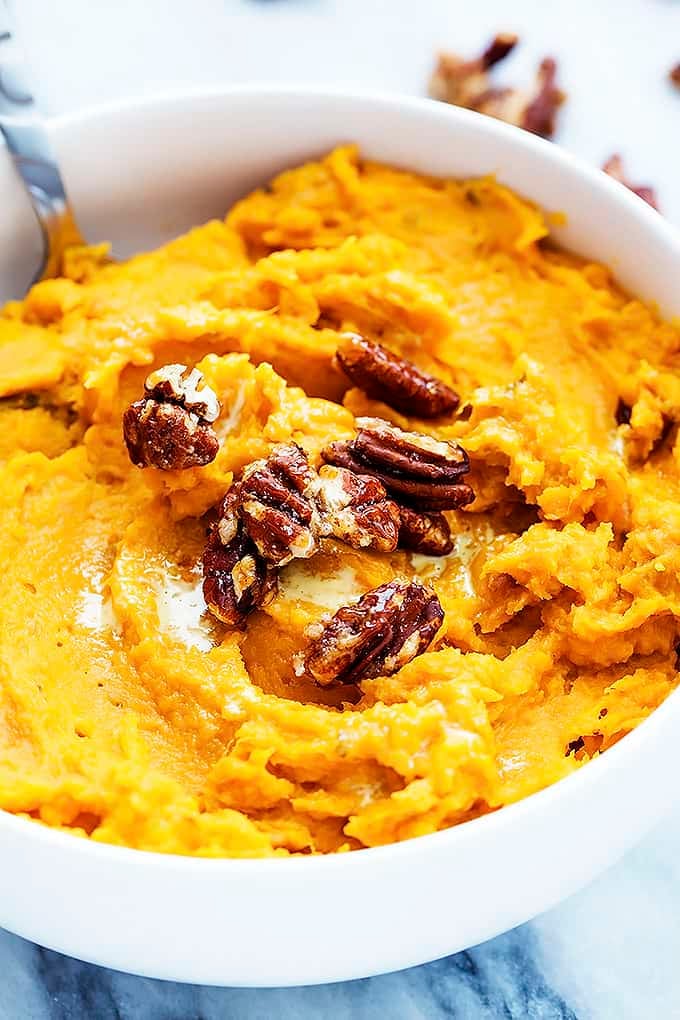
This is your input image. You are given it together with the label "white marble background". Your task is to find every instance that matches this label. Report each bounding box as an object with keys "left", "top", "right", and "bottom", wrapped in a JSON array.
[{"left": 3, "top": 1, "right": 680, "bottom": 1016}]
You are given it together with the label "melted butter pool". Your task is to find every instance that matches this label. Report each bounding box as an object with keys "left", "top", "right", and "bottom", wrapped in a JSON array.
[
  {"left": 278, "top": 563, "right": 361, "bottom": 612},
  {"left": 154, "top": 569, "right": 216, "bottom": 651}
]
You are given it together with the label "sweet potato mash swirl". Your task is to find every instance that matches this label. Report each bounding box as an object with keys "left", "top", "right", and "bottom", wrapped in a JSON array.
[{"left": 2, "top": 146, "right": 679, "bottom": 857}]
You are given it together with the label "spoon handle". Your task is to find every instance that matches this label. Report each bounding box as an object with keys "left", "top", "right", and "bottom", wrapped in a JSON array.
[{"left": 0, "top": 16, "right": 84, "bottom": 281}]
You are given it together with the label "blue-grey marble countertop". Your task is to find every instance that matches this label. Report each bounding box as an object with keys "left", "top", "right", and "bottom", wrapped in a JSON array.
[{"left": 4, "top": 0, "right": 680, "bottom": 1016}]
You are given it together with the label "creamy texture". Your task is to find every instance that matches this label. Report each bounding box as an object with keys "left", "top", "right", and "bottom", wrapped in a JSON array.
[{"left": 1, "top": 145, "right": 679, "bottom": 857}]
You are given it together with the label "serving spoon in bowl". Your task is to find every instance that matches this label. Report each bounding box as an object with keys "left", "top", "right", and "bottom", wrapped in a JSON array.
[{"left": 0, "top": 17, "right": 84, "bottom": 286}]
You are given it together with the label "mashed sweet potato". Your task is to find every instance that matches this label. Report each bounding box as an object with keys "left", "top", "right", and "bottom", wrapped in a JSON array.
[{"left": 1, "top": 145, "right": 679, "bottom": 857}]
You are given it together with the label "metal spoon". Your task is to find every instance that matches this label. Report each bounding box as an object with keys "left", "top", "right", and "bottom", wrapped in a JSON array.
[{"left": 0, "top": 15, "right": 84, "bottom": 286}]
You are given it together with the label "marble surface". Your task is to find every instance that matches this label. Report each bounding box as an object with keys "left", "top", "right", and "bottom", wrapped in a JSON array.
[{"left": 3, "top": 0, "right": 680, "bottom": 1016}]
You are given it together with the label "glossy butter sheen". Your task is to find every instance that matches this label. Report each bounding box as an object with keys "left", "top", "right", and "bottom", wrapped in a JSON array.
[{"left": 1, "top": 145, "right": 679, "bottom": 858}]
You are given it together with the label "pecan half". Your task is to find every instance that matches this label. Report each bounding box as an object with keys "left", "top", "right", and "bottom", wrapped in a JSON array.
[
  {"left": 322, "top": 417, "right": 473, "bottom": 511},
  {"left": 314, "top": 464, "right": 401, "bottom": 552},
  {"left": 239, "top": 443, "right": 320, "bottom": 567},
  {"left": 397, "top": 505, "right": 453, "bottom": 556},
  {"left": 123, "top": 402, "right": 220, "bottom": 471},
  {"left": 670, "top": 63, "right": 680, "bottom": 89},
  {"left": 202, "top": 492, "right": 276, "bottom": 627},
  {"left": 295, "top": 579, "right": 444, "bottom": 687},
  {"left": 334, "top": 333, "right": 459, "bottom": 418},
  {"left": 429, "top": 39, "right": 565, "bottom": 139},
  {"left": 123, "top": 363, "right": 220, "bottom": 470},
  {"left": 602, "top": 155, "right": 659, "bottom": 211}
]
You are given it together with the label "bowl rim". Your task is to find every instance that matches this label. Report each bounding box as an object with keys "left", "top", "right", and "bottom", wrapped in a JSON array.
[
  {"left": 8, "top": 82, "right": 680, "bottom": 874},
  {"left": 47, "top": 83, "right": 680, "bottom": 254}
]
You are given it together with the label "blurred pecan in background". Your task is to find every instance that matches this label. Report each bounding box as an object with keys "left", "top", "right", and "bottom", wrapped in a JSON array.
[
  {"left": 334, "top": 333, "right": 459, "bottom": 418},
  {"left": 602, "top": 155, "right": 659, "bottom": 210},
  {"left": 429, "top": 32, "right": 518, "bottom": 109},
  {"left": 322, "top": 417, "right": 473, "bottom": 511},
  {"left": 314, "top": 464, "right": 401, "bottom": 552},
  {"left": 239, "top": 443, "right": 320, "bottom": 566},
  {"left": 296, "top": 579, "right": 444, "bottom": 686},
  {"left": 123, "top": 363, "right": 220, "bottom": 470},
  {"left": 429, "top": 35, "right": 565, "bottom": 139}
]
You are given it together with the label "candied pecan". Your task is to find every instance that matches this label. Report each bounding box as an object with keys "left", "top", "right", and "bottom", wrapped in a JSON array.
[
  {"left": 334, "top": 333, "right": 459, "bottom": 418},
  {"left": 314, "top": 464, "right": 401, "bottom": 552},
  {"left": 429, "top": 38, "right": 565, "bottom": 140},
  {"left": 322, "top": 417, "right": 473, "bottom": 511},
  {"left": 123, "top": 363, "right": 220, "bottom": 470},
  {"left": 144, "top": 363, "right": 220, "bottom": 422},
  {"left": 202, "top": 492, "right": 276, "bottom": 627},
  {"left": 397, "top": 505, "right": 453, "bottom": 556},
  {"left": 296, "top": 579, "right": 444, "bottom": 687},
  {"left": 239, "top": 443, "right": 320, "bottom": 567},
  {"left": 123, "top": 401, "right": 219, "bottom": 470},
  {"left": 602, "top": 155, "right": 659, "bottom": 211}
]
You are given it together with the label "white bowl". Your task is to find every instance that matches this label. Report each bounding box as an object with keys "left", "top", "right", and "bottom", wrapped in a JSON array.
[{"left": 1, "top": 87, "right": 680, "bottom": 987}]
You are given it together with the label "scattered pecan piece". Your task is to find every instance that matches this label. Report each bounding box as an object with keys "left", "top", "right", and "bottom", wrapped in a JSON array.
[
  {"left": 397, "top": 505, "right": 453, "bottom": 556},
  {"left": 314, "top": 464, "right": 401, "bottom": 552},
  {"left": 480, "top": 33, "right": 520, "bottom": 70},
  {"left": 295, "top": 579, "right": 444, "bottom": 687},
  {"left": 322, "top": 417, "right": 473, "bottom": 511},
  {"left": 429, "top": 32, "right": 518, "bottom": 108},
  {"left": 239, "top": 443, "right": 320, "bottom": 567},
  {"left": 123, "top": 363, "right": 220, "bottom": 470},
  {"left": 602, "top": 155, "right": 659, "bottom": 211},
  {"left": 334, "top": 333, "right": 459, "bottom": 418},
  {"left": 519, "top": 58, "right": 564, "bottom": 138},
  {"left": 429, "top": 37, "right": 565, "bottom": 139},
  {"left": 670, "top": 63, "right": 680, "bottom": 89},
  {"left": 473, "top": 57, "right": 564, "bottom": 138},
  {"left": 202, "top": 491, "right": 276, "bottom": 626}
]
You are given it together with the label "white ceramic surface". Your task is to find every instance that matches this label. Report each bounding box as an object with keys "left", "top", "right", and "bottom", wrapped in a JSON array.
[{"left": 2, "top": 88, "right": 680, "bottom": 987}]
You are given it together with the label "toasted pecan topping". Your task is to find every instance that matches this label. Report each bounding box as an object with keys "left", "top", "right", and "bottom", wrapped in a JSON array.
[
  {"left": 334, "top": 333, "right": 459, "bottom": 418},
  {"left": 322, "top": 417, "right": 473, "bottom": 511},
  {"left": 429, "top": 37, "right": 565, "bottom": 139},
  {"left": 123, "top": 364, "right": 221, "bottom": 470},
  {"left": 123, "top": 402, "right": 220, "bottom": 471},
  {"left": 295, "top": 579, "right": 444, "bottom": 687},
  {"left": 144, "top": 363, "right": 220, "bottom": 422},
  {"left": 602, "top": 155, "right": 659, "bottom": 211},
  {"left": 314, "top": 464, "right": 401, "bottom": 552},
  {"left": 239, "top": 443, "right": 320, "bottom": 567},
  {"left": 397, "top": 505, "right": 453, "bottom": 556},
  {"left": 202, "top": 491, "right": 277, "bottom": 627}
]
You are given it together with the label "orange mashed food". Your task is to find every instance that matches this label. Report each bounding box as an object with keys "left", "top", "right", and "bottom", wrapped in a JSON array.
[{"left": 2, "top": 145, "right": 680, "bottom": 857}]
